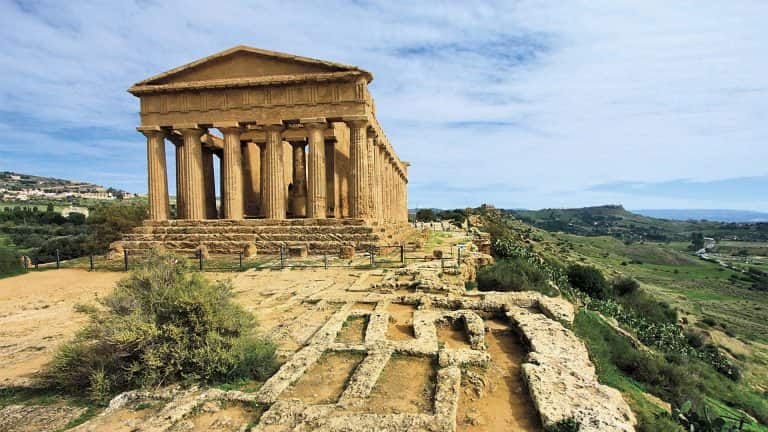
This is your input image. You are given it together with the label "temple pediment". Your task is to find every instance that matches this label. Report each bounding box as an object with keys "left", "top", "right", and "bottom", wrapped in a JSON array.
[{"left": 131, "top": 46, "right": 371, "bottom": 91}]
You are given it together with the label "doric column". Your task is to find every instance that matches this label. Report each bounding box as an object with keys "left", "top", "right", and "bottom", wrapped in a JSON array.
[
  {"left": 263, "top": 124, "right": 285, "bottom": 219},
  {"left": 303, "top": 120, "right": 327, "bottom": 218},
  {"left": 291, "top": 141, "right": 308, "bottom": 218},
  {"left": 174, "top": 141, "right": 186, "bottom": 219},
  {"left": 218, "top": 124, "right": 244, "bottom": 219},
  {"left": 258, "top": 142, "right": 267, "bottom": 217},
  {"left": 346, "top": 119, "right": 372, "bottom": 219},
  {"left": 366, "top": 129, "right": 379, "bottom": 221},
  {"left": 374, "top": 141, "right": 384, "bottom": 222},
  {"left": 178, "top": 126, "right": 206, "bottom": 220},
  {"left": 242, "top": 141, "right": 261, "bottom": 217},
  {"left": 387, "top": 158, "right": 394, "bottom": 222},
  {"left": 139, "top": 127, "right": 170, "bottom": 221},
  {"left": 399, "top": 174, "right": 405, "bottom": 222},
  {"left": 202, "top": 148, "right": 217, "bottom": 219},
  {"left": 324, "top": 139, "right": 336, "bottom": 217}
]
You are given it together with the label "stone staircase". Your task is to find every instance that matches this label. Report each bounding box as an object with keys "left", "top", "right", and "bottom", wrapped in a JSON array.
[{"left": 117, "top": 219, "right": 412, "bottom": 256}]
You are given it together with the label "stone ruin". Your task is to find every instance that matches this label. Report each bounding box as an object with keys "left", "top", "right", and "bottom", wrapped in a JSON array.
[{"left": 67, "top": 259, "right": 636, "bottom": 432}]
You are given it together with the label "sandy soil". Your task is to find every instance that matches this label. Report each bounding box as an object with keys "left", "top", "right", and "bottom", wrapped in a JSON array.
[
  {"left": 436, "top": 320, "right": 472, "bottom": 350},
  {"left": 457, "top": 320, "right": 541, "bottom": 431},
  {"left": 336, "top": 316, "right": 368, "bottom": 344},
  {"left": 282, "top": 352, "right": 364, "bottom": 404},
  {"left": 364, "top": 356, "right": 436, "bottom": 414},
  {"left": 0, "top": 269, "right": 124, "bottom": 385},
  {"left": 386, "top": 303, "right": 416, "bottom": 340}
]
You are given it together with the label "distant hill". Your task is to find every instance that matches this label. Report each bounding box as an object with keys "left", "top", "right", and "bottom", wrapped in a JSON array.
[
  {"left": 633, "top": 209, "right": 768, "bottom": 223},
  {"left": 0, "top": 171, "right": 131, "bottom": 201},
  {"left": 505, "top": 205, "right": 768, "bottom": 241},
  {"left": 0, "top": 171, "right": 106, "bottom": 192}
]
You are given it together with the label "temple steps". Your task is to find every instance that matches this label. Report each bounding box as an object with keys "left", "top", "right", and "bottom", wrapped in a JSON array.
[
  {"left": 117, "top": 219, "right": 413, "bottom": 256},
  {"left": 120, "top": 240, "right": 375, "bottom": 254}
]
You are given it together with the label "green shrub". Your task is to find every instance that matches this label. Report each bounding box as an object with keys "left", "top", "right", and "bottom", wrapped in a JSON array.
[
  {"left": 567, "top": 264, "right": 610, "bottom": 299},
  {"left": 477, "top": 258, "right": 557, "bottom": 296},
  {"left": 618, "top": 289, "right": 677, "bottom": 325},
  {"left": 545, "top": 418, "right": 581, "bottom": 432},
  {"left": 636, "top": 412, "right": 683, "bottom": 432},
  {"left": 41, "top": 249, "right": 277, "bottom": 401},
  {"left": 0, "top": 246, "right": 20, "bottom": 276},
  {"left": 612, "top": 276, "right": 639, "bottom": 296}
]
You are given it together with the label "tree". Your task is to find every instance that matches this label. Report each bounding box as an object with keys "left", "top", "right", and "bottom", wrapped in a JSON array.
[
  {"left": 67, "top": 212, "right": 86, "bottom": 225},
  {"left": 416, "top": 208, "right": 437, "bottom": 222},
  {"left": 567, "top": 264, "right": 610, "bottom": 299},
  {"left": 689, "top": 232, "right": 705, "bottom": 250},
  {"left": 84, "top": 200, "right": 148, "bottom": 253}
]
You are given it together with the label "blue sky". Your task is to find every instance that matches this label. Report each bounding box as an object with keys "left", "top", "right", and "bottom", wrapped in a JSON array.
[{"left": 1, "top": 1, "right": 766, "bottom": 210}]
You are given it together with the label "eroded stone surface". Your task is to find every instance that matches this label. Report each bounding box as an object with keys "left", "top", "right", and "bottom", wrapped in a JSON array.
[{"left": 508, "top": 307, "right": 637, "bottom": 431}]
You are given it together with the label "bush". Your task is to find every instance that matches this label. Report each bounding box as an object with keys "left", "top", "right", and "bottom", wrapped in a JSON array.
[
  {"left": 545, "top": 418, "right": 581, "bottom": 432},
  {"left": 612, "top": 276, "right": 639, "bottom": 296},
  {"left": 0, "top": 246, "right": 20, "bottom": 275},
  {"left": 636, "top": 412, "right": 684, "bottom": 432},
  {"left": 618, "top": 289, "right": 677, "bottom": 325},
  {"left": 567, "top": 264, "right": 610, "bottom": 299},
  {"left": 477, "top": 258, "right": 557, "bottom": 296},
  {"left": 41, "top": 249, "right": 277, "bottom": 401}
]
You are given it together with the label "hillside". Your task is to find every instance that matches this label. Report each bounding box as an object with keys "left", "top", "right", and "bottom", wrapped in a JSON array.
[
  {"left": 478, "top": 208, "right": 768, "bottom": 431},
  {"left": 0, "top": 171, "right": 130, "bottom": 201},
  {"left": 507, "top": 205, "right": 768, "bottom": 242}
]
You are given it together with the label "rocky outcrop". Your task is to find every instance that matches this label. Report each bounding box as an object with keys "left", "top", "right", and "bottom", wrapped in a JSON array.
[{"left": 508, "top": 307, "right": 636, "bottom": 431}]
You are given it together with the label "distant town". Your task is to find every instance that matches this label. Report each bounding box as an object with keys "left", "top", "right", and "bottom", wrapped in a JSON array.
[{"left": 0, "top": 171, "right": 134, "bottom": 203}]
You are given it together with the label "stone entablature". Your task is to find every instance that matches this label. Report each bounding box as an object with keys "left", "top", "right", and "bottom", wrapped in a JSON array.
[{"left": 130, "top": 46, "right": 410, "bottom": 228}]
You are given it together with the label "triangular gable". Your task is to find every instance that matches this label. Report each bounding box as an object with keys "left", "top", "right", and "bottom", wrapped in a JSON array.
[{"left": 134, "top": 46, "right": 370, "bottom": 86}]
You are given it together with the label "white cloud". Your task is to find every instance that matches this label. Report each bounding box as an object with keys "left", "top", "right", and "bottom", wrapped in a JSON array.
[{"left": 0, "top": 0, "right": 766, "bottom": 210}]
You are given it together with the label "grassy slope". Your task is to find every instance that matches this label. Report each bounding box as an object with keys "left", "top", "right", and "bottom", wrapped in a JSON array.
[
  {"left": 509, "top": 205, "right": 768, "bottom": 241},
  {"left": 488, "top": 214, "right": 768, "bottom": 428}
]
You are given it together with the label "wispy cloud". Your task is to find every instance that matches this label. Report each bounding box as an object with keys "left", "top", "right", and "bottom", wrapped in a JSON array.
[{"left": 0, "top": 0, "right": 766, "bottom": 211}]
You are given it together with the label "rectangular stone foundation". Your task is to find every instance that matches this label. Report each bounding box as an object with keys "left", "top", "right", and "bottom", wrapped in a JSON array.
[{"left": 117, "top": 219, "right": 413, "bottom": 256}]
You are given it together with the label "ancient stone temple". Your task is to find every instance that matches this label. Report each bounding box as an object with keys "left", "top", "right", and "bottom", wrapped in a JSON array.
[{"left": 118, "top": 46, "right": 411, "bottom": 255}]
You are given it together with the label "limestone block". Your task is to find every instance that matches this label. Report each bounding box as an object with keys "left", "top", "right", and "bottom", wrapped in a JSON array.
[
  {"left": 243, "top": 243, "right": 258, "bottom": 258},
  {"left": 432, "top": 249, "right": 443, "bottom": 259},
  {"left": 195, "top": 244, "right": 210, "bottom": 259},
  {"left": 288, "top": 245, "right": 308, "bottom": 258},
  {"left": 339, "top": 245, "right": 355, "bottom": 259},
  {"left": 107, "top": 242, "right": 124, "bottom": 260}
]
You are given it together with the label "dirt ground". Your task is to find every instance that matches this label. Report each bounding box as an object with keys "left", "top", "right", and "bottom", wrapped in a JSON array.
[
  {"left": 457, "top": 319, "right": 541, "bottom": 431},
  {"left": 0, "top": 269, "right": 124, "bottom": 386}
]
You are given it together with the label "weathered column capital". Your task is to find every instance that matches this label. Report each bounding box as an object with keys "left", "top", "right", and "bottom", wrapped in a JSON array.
[
  {"left": 300, "top": 118, "right": 327, "bottom": 130},
  {"left": 214, "top": 121, "right": 244, "bottom": 132},
  {"left": 137, "top": 126, "right": 166, "bottom": 138},
  {"left": 263, "top": 123, "right": 285, "bottom": 133},
  {"left": 343, "top": 115, "right": 368, "bottom": 129},
  {"left": 216, "top": 124, "right": 245, "bottom": 135},
  {"left": 175, "top": 124, "right": 207, "bottom": 138}
]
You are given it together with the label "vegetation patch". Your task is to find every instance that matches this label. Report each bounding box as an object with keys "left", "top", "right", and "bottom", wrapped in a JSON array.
[
  {"left": 40, "top": 249, "right": 278, "bottom": 402},
  {"left": 477, "top": 257, "right": 557, "bottom": 296}
]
